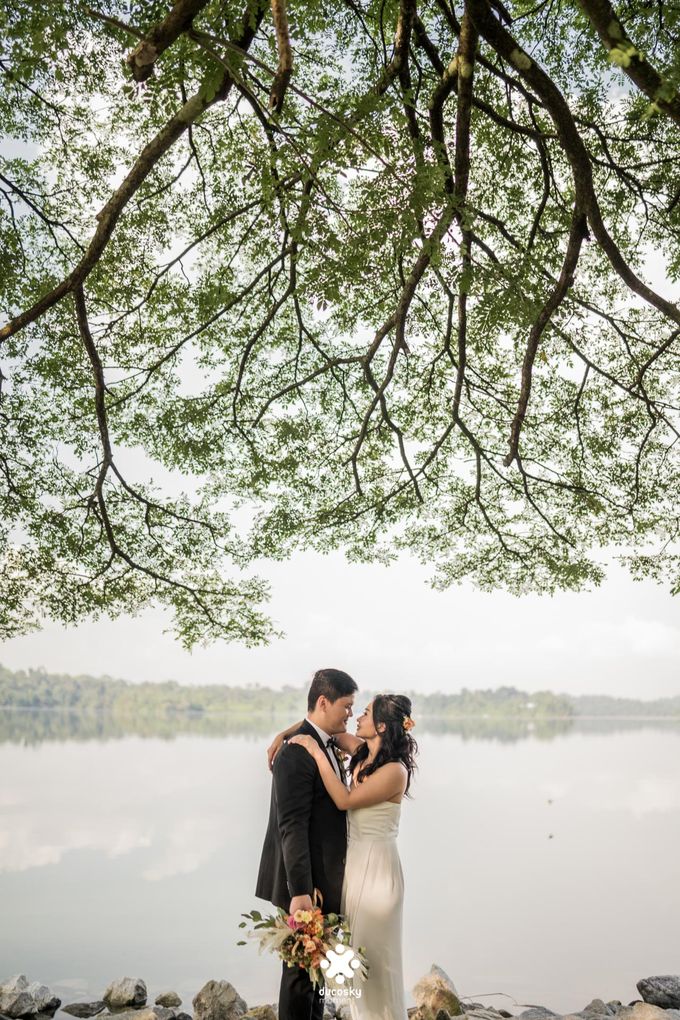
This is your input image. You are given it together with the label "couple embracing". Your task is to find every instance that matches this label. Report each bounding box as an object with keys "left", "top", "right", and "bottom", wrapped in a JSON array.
[{"left": 255, "top": 668, "right": 418, "bottom": 1020}]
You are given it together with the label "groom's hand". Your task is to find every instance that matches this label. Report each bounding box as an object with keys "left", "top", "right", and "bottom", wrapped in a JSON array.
[{"left": 289, "top": 894, "right": 313, "bottom": 914}]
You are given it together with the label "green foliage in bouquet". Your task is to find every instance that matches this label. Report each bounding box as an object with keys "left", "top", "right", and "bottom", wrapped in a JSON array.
[{"left": 238, "top": 904, "right": 368, "bottom": 989}]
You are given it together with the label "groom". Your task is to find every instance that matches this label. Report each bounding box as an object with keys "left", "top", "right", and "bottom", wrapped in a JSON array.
[{"left": 255, "top": 668, "right": 358, "bottom": 1020}]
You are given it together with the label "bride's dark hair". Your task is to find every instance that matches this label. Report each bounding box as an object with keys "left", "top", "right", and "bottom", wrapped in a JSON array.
[{"left": 348, "top": 694, "right": 418, "bottom": 796}]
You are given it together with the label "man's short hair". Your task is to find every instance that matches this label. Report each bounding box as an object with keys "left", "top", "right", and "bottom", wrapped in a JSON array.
[{"left": 307, "top": 668, "right": 358, "bottom": 712}]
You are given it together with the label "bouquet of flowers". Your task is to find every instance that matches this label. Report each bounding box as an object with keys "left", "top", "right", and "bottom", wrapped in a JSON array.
[{"left": 237, "top": 895, "right": 368, "bottom": 990}]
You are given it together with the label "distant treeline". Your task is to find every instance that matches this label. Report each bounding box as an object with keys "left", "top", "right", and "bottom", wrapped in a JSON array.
[
  {"left": 1, "top": 663, "right": 679, "bottom": 718},
  {"left": 570, "top": 692, "right": 680, "bottom": 716},
  {"left": 0, "top": 664, "right": 575, "bottom": 717},
  {"left": 2, "top": 665, "right": 680, "bottom": 748}
]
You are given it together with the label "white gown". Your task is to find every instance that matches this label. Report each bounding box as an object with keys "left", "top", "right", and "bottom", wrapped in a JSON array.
[{"left": 340, "top": 799, "right": 408, "bottom": 1020}]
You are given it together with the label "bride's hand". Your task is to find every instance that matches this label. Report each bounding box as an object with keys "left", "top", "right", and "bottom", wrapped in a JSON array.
[
  {"left": 288, "top": 734, "right": 321, "bottom": 758},
  {"left": 266, "top": 732, "right": 286, "bottom": 771}
]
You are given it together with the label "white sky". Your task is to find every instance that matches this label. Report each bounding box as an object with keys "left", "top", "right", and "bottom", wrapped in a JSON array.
[{"left": 1, "top": 549, "right": 679, "bottom": 700}]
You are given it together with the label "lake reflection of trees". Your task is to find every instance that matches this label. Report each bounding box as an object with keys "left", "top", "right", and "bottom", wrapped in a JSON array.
[{"left": 2, "top": 708, "right": 679, "bottom": 747}]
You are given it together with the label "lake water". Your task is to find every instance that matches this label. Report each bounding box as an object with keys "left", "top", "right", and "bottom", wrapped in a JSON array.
[{"left": 1, "top": 712, "right": 679, "bottom": 1016}]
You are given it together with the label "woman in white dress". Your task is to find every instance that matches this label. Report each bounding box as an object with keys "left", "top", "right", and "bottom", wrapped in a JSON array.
[{"left": 269, "top": 694, "right": 418, "bottom": 1020}]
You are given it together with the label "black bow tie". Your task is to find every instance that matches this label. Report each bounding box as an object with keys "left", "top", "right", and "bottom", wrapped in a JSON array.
[{"left": 326, "top": 736, "right": 348, "bottom": 786}]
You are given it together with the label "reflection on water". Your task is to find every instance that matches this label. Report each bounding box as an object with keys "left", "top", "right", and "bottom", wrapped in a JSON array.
[
  {"left": 1, "top": 711, "right": 679, "bottom": 1016},
  {"left": 3, "top": 709, "right": 680, "bottom": 745}
]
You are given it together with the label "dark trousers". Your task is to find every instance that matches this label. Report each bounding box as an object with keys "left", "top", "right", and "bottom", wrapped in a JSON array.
[{"left": 278, "top": 960, "right": 324, "bottom": 1020}]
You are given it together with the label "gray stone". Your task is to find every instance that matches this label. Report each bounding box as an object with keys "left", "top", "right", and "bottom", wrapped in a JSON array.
[
  {"left": 583, "top": 1001, "right": 614, "bottom": 1016},
  {"left": 97, "top": 1009, "right": 160, "bottom": 1020},
  {"left": 242, "top": 1009, "right": 276, "bottom": 1020},
  {"left": 0, "top": 976, "right": 34, "bottom": 1019},
  {"left": 154, "top": 996, "right": 181, "bottom": 1010},
  {"left": 150, "top": 1009, "right": 176, "bottom": 1020},
  {"left": 413, "top": 966, "right": 463, "bottom": 1019},
  {"left": 25, "top": 985, "right": 60, "bottom": 1018},
  {"left": 465, "top": 1010, "right": 510, "bottom": 1020},
  {"left": 0, "top": 979, "right": 28, "bottom": 995},
  {"left": 61, "top": 1003, "right": 106, "bottom": 1018},
  {"left": 192, "top": 981, "right": 246, "bottom": 1020},
  {"left": 637, "top": 978, "right": 680, "bottom": 1011},
  {"left": 606, "top": 1005, "right": 623, "bottom": 1015},
  {"left": 517, "top": 1010, "right": 560, "bottom": 1020},
  {"left": 1, "top": 996, "right": 32, "bottom": 1017},
  {"left": 114, "top": 1012, "right": 155, "bottom": 1020},
  {"left": 617, "top": 1004, "right": 669, "bottom": 1020},
  {"left": 102, "top": 982, "right": 147, "bottom": 1011}
]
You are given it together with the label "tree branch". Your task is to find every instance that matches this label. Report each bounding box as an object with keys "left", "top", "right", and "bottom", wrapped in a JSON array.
[
  {"left": 125, "top": 0, "right": 212, "bottom": 82},
  {"left": 0, "top": 0, "right": 267, "bottom": 345},
  {"left": 577, "top": 0, "right": 680, "bottom": 127}
]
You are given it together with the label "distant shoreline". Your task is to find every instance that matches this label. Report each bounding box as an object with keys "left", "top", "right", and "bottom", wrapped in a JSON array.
[{"left": 2, "top": 706, "right": 679, "bottom": 721}]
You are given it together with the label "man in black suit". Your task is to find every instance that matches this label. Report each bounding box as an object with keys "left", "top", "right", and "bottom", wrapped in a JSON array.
[{"left": 255, "top": 668, "right": 358, "bottom": 1020}]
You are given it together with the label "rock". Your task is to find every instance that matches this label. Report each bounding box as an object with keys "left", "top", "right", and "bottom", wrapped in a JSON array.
[
  {"left": 174, "top": 1014, "right": 192, "bottom": 1020},
  {"left": 243, "top": 1009, "right": 276, "bottom": 1020},
  {"left": 100, "top": 1010, "right": 160, "bottom": 1020},
  {"left": 61, "top": 1003, "right": 106, "bottom": 1018},
  {"left": 637, "top": 978, "right": 680, "bottom": 1011},
  {"left": 413, "top": 966, "right": 463, "bottom": 1019},
  {"left": 606, "top": 1006, "right": 623, "bottom": 1015},
  {"left": 499, "top": 1013, "right": 513, "bottom": 1018},
  {"left": 582, "top": 1001, "right": 614, "bottom": 1016},
  {"left": 517, "top": 1011, "right": 560, "bottom": 1020},
  {"left": 0, "top": 976, "right": 35, "bottom": 1019},
  {"left": 617, "top": 1004, "right": 669, "bottom": 1020},
  {"left": 25, "top": 985, "right": 60, "bottom": 1017},
  {"left": 102, "top": 981, "right": 147, "bottom": 1011},
  {"left": 154, "top": 996, "right": 181, "bottom": 1010},
  {"left": 465, "top": 1010, "right": 509, "bottom": 1020},
  {"left": 192, "top": 981, "right": 247, "bottom": 1020}
]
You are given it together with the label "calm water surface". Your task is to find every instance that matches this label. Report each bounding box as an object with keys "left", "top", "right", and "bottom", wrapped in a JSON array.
[{"left": 1, "top": 712, "right": 679, "bottom": 1014}]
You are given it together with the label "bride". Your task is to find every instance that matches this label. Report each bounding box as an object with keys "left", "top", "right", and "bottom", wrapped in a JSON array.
[{"left": 268, "top": 694, "right": 418, "bottom": 1020}]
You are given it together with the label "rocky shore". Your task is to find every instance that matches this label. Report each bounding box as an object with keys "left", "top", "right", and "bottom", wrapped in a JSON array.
[{"left": 2, "top": 970, "right": 680, "bottom": 1020}]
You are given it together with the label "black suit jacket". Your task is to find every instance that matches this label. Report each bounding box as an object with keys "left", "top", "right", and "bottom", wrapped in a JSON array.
[{"left": 255, "top": 719, "right": 347, "bottom": 914}]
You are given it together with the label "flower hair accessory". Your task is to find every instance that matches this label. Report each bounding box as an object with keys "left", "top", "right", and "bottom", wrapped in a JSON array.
[{"left": 403, "top": 716, "right": 415, "bottom": 731}]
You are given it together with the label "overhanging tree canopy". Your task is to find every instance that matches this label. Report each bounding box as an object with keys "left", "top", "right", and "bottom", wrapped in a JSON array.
[{"left": 1, "top": 0, "right": 679, "bottom": 646}]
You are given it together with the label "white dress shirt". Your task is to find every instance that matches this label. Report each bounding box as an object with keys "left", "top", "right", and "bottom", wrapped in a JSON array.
[{"left": 305, "top": 717, "right": 345, "bottom": 782}]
